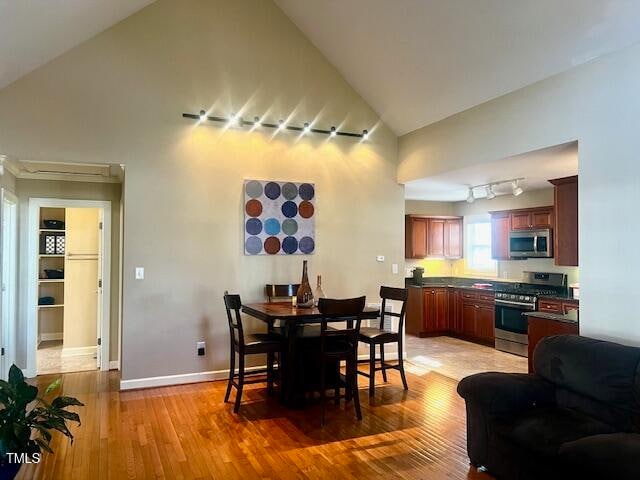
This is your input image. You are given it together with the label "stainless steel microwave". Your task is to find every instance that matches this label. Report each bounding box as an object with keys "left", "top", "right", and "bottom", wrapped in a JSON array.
[{"left": 508, "top": 229, "right": 553, "bottom": 258}]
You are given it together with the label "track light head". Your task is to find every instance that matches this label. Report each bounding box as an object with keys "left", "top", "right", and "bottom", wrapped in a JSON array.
[
  {"left": 303, "top": 122, "right": 311, "bottom": 134},
  {"left": 362, "top": 129, "right": 369, "bottom": 140},
  {"left": 277, "top": 119, "right": 285, "bottom": 131},
  {"left": 228, "top": 113, "right": 242, "bottom": 127},
  {"left": 253, "top": 116, "right": 260, "bottom": 127},
  {"left": 512, "top": 180, "right": 524, "bottom": 196},
  {"left": 199, "top": 110, "right": 207, "bottom": 122},
  {"left": 486, "top": 185, "right": 496, "bottom": 200},
  {"left": 330, "top": 126, "right": 336, "bottom": 137},
  {"left": 466, "top": 188, "right": 475, "bottom": 204}
]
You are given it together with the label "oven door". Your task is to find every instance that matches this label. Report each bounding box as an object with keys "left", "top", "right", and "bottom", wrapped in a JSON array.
[{"left": 494, "top": 300, "right": 535, "bottom": 335}]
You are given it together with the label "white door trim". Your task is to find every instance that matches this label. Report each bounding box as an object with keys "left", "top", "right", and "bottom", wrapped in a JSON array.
[
  {"left": 0, "top": 188, "right": 18, "bottom": 378},
  {"left": 25, "top": 198, "right": 111, "bottom": 377}
]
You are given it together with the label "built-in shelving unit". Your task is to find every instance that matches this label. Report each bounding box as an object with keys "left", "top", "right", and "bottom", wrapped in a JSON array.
[{"left": 38, "top": 207, "right": 65, "bottom": 344}]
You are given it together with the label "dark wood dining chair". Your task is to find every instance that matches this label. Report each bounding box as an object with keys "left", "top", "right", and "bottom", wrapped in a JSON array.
[
  {"left": 223, "top": 292, "right": 283, "bottom": 413},
  {"left": 318, "top": 296, "right": 366, "bottom": 426},
  {"left": 265, "top": 284, "right": 299, "bottom": 303},
  {"left": 358, "top": 286, "right": 409, "bottom": 397}
]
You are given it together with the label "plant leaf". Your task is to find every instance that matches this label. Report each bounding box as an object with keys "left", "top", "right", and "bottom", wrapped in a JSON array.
[
  {"left": 52, "top": 396, "right": 84, "bottom": 409},
  {"left": 35, "top": 437, "right": 53, "bottom": 454},
  {"left": 8, "top": 364, "right": 24, "bottom": 387},
  {"left": 44, "top": 378, "right": 61, "bottom": 396}
]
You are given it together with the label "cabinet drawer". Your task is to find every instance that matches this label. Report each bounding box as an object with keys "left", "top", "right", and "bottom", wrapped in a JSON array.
[
  {"left": 562, "top": 301, "right": 579, "bottom": 314},
  {"left": 478, "top": 293, "right": 495, "bottom": 304},
  {"left": 538, "top": 299, "right": 562, "bottom": 313},
  {"left": 461, "top": 291, "right": 478, "bottom": 301}
]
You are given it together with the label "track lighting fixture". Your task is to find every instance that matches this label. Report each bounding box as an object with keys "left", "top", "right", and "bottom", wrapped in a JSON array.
[
  {"left": 512, "top": 179, "right": 524, "bottom": 196},
  {"left": 466, "top": 188, "right": 475, "bottom": 203},
  {"left": 466, "top": 177, "right": 525, "bottom": 201},
  {"left": 183, "top": 110, "right": 369, "bottom": 139}
]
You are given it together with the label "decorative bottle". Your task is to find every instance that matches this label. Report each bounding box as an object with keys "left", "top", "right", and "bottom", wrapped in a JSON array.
[
  {"left": 296, "top": 260, "right": 314, "bottom": 307},
  {"left": 314, "top": 275, "right": 326, "bottom": 306}
]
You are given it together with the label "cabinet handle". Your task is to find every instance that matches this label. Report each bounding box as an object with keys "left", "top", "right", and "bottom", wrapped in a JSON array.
[{"left": 431, "top": 290, "right": 435, "bottom": 294}]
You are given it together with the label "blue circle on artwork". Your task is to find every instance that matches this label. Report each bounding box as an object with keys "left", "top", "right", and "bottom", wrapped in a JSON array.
[
  {"left": 281, "top": 201, "right": 298, "bottom": 218},
  {"left": 245, "top": 236, "right": 262, "bottom": 255},
  {"left": 299, "top": 183, "right": 315, "bottom": 201},
  {"left": 299, "top": 236, "right": 315, "bottom": 254},
  {"left": 282, "top": 236, "right": 298, "bottom": 254},
  {"left": 245, "top": 218, "right": 262, "bottom": 235},
  {"left": 264, "top": 218, "right": 281, "bottom": 235},
  {"left": 264, "top": 182, "right": 281, "bottom": 200}
]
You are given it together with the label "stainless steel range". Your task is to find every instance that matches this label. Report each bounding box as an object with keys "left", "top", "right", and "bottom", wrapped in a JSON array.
[{"left": 494, "top": 272, "right": 567, "bottom": 357}]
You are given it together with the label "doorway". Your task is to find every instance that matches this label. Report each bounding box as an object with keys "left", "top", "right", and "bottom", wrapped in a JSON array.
[
  {"left": 1, "top": 188, "right": 18, "bottom": 379},
  {"left": 25, "top": 199, "right": 111, "bottom": 377}
]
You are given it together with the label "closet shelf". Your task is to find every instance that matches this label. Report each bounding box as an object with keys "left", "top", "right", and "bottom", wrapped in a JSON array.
[
  {"left": 38, "top": 304, "right": 64, "bottom": 309},
  {"left": 39, "top": 229, "right": 66, "bottom": 233},
  {"left": 38, "top": 279, "right": 64, "bottom": 284},
  {"left": 39, "top": 254, "right": 65, "bottom": 258}
]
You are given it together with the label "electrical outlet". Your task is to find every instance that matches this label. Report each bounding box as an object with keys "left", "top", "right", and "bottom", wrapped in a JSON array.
[
  {"left": 197, "top": 341, "right": 205, "bottom": 356},
  {"left": 135, "top": 267, "right": 144, "bottom": 280}
]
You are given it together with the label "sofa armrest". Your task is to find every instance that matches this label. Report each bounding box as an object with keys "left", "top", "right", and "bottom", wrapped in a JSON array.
[
  {"left": 457, "top": 372, "right": 555, "bottom": 415},
  {"left": 559, "top": 433, "right": 640, "bottom": 479}
]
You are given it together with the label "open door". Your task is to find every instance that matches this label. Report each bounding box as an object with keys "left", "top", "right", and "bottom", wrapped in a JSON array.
[
  {"left": 1, "top": 189, "right": 18, "bottom": 379},
  {"left": 63, "top": 208, "right": 100, "bottom": 366}
]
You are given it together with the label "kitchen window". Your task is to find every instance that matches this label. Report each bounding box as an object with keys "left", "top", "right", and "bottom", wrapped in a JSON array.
[{"left": 464, "top": 216, "right": 497, "bottom": 275}]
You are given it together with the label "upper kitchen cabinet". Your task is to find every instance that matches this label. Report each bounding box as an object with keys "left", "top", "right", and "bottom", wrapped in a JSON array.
[
  {"left": 405, "top": 215, "right": 462, "bottom": 259},
  {"left": 510, "top": 207, "right": 554, "bottom": 230},
  {"left": 405, "top": 216, "right": 428, "bottom": 258},
  {"left": 490, "top": 211, "right": 511, "bottom": 260},
  {"left": 549, "top": 175, "right": 578, "bottom": 266}
]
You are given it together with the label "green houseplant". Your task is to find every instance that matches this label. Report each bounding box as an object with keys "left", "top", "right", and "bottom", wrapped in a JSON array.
[{"left": 0, "top": 364, "right": 83, "bottom": 480}]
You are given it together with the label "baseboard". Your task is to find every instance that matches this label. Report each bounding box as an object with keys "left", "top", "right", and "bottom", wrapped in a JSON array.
[
  {"left": 120, "top": 352, "right": 407, "bottom": 391},
  {"left": 109, "top": 360, "right": 120, "bottom": 371},
  {"left": 61, "top": 346, "right": 97, "bottom": 358},
  {"left": 39, "top": 332, "right": 63, "bottom": 342},
  {"left": 120, "top": 365, "right": 266, "bottom": 391}
]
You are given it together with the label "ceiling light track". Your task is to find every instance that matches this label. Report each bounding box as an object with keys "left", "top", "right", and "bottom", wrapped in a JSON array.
[
  {"left": 466, "top": 177, "right": 525, "bottom": 203},
  {"left": 183, "top": 111, "right": 369, "bottom": 139}
]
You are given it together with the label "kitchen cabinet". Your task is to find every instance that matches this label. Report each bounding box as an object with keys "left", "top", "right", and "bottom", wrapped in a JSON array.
[
  {"left": 423, "top": 288, "right": 449, "bottom": 332},
  {"left": 460, "top": 290, "right": 495, "bottom": 345},
  {"left": 427, "top": 219, "right": 445, "bottom": 257},
  {"left": 528, "top": 315, "right": 579, "bottom": 373},
  {"left": 549, "top": 176, "right": 578, "bottom": 266},
  {"left": 448, "top": 288, "right": 462, "bottom": 334},
  {"left": 510, "top": 207, "right": 554, "bottom": 230},
  {"left": 405, "top": 216, "right": 428, "bottom": 259},
  {"left": 405, "top": 215, "right": 462, "bottom": 259},
  {"left": 490, "top": 211, "right": 511, "bottom": 260},
  {"left": 538, "top": 297, "right": 579, "bottom": 315}
]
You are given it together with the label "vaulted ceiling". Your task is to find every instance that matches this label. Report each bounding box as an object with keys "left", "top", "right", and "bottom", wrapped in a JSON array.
[
  {"left": 275, "top": 0, "right": 640, "bottom": 135},
  {"left": 0, "top": 0, "right": 155, "bottom": 90},
  {"left": 2, "top": 1, "right": 640, "bottom": 137}
]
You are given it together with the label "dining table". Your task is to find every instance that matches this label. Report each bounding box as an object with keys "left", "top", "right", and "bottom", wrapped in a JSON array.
[{"left": 242, "top": 302, "right": 380, "bottom": 406}]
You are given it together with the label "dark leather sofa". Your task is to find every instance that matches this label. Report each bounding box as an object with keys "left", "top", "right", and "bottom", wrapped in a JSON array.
[{"left": 457, "top": 335, "right": 640, "bottom": 480}]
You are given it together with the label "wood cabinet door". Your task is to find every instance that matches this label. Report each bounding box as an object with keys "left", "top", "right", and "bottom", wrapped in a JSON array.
[
  {"left": 532, "top": 208, "right": 553, "bottom": 228},
  {"left": 406, "top": 217, "right": 427, "bottom": 258},
  {"left": 448, "top": 289, "right": 462, "bottom": 333},
  {"left": 550, "top": 176, "right": 578, "bottom": 266},
  {"left": 510, "top": 211, "right": 532, "bottom": 230},
  {"left": 434, "top": 288, "right": 449, "bottom": 331},
  {"left": 462, "top": 303, "right": 476, "bottom": 337},
  {"left": 427, "top": 219, "right": 445, "bottom": 257},
  {"left": 444, "top": 218, "right": 462, "bottom": 259},
  {"left": 491, "top": 213, "right": 510, "bottom": 260},
  {"left": 475, "top": 305, "right": 495, "bottom": 342},
  {"left": 423, "top": 289, "right": 436, "bottom": 332}
]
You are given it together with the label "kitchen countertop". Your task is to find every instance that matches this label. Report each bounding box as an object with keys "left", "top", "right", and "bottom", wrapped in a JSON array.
[
  {"left": 523, "top": 310, "right": 579, "bottom": 324},
  {"left": 405, "top": 276, "right": 579, "bottom": 303}
]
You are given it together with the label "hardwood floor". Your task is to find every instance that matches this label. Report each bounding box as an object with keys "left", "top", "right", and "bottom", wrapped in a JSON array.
[{"left": 21, "top": 368, "right": 493, "bottom": 479}]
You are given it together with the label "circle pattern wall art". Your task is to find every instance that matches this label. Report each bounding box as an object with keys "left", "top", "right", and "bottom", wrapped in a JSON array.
[{"left": 244, "top": 180, "right": 316, "bottom": 255}]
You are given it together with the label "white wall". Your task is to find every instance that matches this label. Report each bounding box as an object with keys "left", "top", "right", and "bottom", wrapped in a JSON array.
[{"left": 400, "top": 44, "right": 640, "bottom": 345}]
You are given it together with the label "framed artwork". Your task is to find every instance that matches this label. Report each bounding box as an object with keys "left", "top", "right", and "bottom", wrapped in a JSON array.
[{"left": 244, "top": 180, "right": 315, "bottom": 255}]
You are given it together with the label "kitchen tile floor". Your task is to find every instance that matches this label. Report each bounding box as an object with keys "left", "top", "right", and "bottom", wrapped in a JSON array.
[
  {"left": 405, "top": 335, "right": 528, "bottom": 381},
  {"left": 37, "top": 340, "right": 97, "bottom": 375}
]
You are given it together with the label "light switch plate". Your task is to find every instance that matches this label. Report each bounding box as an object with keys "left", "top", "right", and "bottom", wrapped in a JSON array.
[
  {"left": 376, "top": 255, "right": 385, "bottom": 262},
  {"left": 135, "top": 267, "right": 144, "bottom": 280},
  {"left": 392, "top": 263, "right": 399, "bottom": 274}
]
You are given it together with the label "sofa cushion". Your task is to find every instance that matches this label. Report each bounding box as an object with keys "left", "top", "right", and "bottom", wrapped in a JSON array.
[
  {"left": 559, "top": 433, "right": 640, "bottom": 480},
  {"left": 495, "top": 407, "right": 616, "bottom": 457},
  {"left": 533, "top": 335, "right": 640, "bottom": 430}
]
